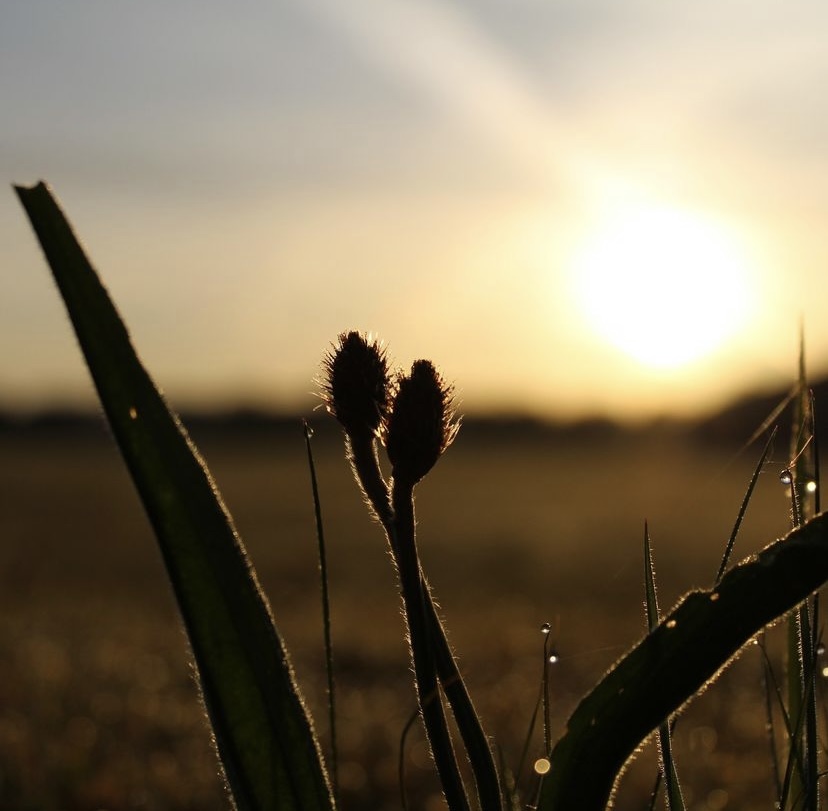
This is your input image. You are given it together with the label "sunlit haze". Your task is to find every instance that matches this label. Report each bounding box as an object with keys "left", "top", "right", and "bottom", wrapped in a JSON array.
[
  {"left": 3, "top": 1, "right": 828, "bottom": 421},
  {"left": 570, "top": 204, "right": 755, "bottom": 370}
]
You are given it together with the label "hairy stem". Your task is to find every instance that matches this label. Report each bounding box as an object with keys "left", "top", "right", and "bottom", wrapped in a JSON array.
[{"left": 392, "top": 479, "right": 470, "bottom": 811}]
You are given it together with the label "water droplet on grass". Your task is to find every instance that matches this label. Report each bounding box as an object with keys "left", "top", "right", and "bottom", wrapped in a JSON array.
[
  {"left": 540, "top": 623, "right": 551, "bottom": 635},
  {"left": 548, "top": 652, "right": 559, "bottom": 664},
  {"left": 534, "top": 758, "right": 551, "bottom": 775},
  {"left": 780, "top": 469, "right": 793, "bottom": 485}
]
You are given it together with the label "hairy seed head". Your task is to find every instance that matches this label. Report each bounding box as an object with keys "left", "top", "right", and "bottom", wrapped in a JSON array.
[
  {"left": 321, "top": 332, "right": 391, "bottom": 438},
  {"left": 384, "top": 359, "right": 459, "bottom": 485}
]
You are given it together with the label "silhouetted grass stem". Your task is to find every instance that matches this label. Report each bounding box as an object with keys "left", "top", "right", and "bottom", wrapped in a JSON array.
[{"left": 391, "top": 481, "right": 470, "bottom": 811}]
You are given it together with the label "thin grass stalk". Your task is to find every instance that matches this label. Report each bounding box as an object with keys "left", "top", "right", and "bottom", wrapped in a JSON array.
[
  {"left": 759, "top": 637, "right": 802, "bottom": 809},
  {"left": 542, "top": 631, "right": 554, "bottom": 756},
  {"left": 760, "top": 636, "right": 785, "bottom": 799},
  {"left": 781, "top": 677, "right": 810, "bottom": 811},
  {"left": 303, "top": 420, "right": 338, "bottom": 797},
  {"left": 786, "top": 338, "right": 819, "bottom": 811},
  {"left": 805, "top": 389, "right": 821, "bottom": 810},
  {"left": 513, "top": 682, "right": 543, "bottom": 800},
  {"left": 800, "top": 602, "right": 819, "bottom": 811},
  {"left": 784, "top": 373, "right": 804, "bottom": 811},
  {"left": 644, "top": 524, "right": 686, "bottom": 811},
  {"left": 716, "top": 426, "right": 778, "bottom": 585}
]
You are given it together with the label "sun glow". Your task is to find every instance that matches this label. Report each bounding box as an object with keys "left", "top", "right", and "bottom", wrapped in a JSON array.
[{"left": 570, "top": 206, "right": 755, "bottom": 369}]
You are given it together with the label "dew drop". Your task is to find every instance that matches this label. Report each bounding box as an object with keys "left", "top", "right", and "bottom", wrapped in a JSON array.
[
  {"left": 780, "top": 469, "right": 793, "bottom": 485},
  {"left": 533, "top": 758, "right": 551, "bottom": 776},
  {"left": 540, "top": 623, "right": 551, "bottom": 635},
  {"left": 548, "top": 651, "right": 560, "bottom": 664}
]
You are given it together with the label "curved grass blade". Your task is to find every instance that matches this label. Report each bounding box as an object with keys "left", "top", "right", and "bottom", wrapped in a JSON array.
[
  {"left": 539, "top": 510, "right": 828, "bottom": 811},
  {"left": 15, "top": 181, "right": 334, "bottom": 811},
  {"left": 643, "top": 524, "right": 686, "bottom": 811}
]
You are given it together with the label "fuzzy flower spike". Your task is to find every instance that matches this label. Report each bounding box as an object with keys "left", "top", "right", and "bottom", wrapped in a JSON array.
[
  {"left": 384, "top": 359, "right": 459, "bottom": 487},
  {"left": 321, "top": 331, "right": 390, "bottom": 439},
  {"left": 321, "top": 331, "right": 393, "bottom": 524}
]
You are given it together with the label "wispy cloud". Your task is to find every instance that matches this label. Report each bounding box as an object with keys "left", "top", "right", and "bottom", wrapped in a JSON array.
[{"left": 297, "top": 0, "right": 593, "bottom": 189}]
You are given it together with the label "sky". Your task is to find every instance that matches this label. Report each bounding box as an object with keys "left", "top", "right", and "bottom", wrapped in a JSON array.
[{"left": 3, "top": 0, "right": 828, "bottom": 422}]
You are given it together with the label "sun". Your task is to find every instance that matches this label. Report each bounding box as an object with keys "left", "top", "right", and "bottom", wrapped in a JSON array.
[{"left": 569, "top": 205, "right": 754, "bottom": 369}]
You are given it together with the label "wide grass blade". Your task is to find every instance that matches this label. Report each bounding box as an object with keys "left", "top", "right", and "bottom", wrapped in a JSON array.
[
  {"left": 539, "top": 510, "right": 828, "bottom": 811},
  {"left": 15, "top": 181, "right": 333, "bottom": 811}
]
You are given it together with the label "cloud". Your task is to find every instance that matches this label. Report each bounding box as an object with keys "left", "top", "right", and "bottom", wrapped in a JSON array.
[{"left": 296, "top": 0, "right": 591, "bottom": 189}]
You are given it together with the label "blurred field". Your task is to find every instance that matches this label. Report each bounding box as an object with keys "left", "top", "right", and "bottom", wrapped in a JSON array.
[{"left": 0, "top": 414, "right": 811, "bottom": 810}]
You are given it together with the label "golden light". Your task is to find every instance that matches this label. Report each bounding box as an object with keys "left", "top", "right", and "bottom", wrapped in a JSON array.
[{"left": 569, "top": 205, "right": 755, "bottom": 370}]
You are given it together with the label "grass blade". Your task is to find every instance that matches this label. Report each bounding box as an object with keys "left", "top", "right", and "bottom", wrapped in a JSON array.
[
  {"left": 303, "top": 420, "right": 339, "bottom": 798},
  {"left": 539, "top": 510, "right": 828, "bottom": 811},
  {"left": 644, "top": 524, "right": 686, "bottom": 811},
  {"left": 15, "top": 181, "right": 333, "bottom": 811},
  {"left": 784, "top": 334, "right": 818, "bottom": 811},
  {"left": 715, "top": 425, "right": 778, "bottom": 585}
]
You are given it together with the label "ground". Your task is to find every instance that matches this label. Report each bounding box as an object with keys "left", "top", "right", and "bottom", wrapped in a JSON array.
[{"left": 0, "top": 416, "right": 810, "bottom": 810}]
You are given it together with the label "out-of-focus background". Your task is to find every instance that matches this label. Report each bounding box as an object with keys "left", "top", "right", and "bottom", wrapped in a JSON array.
[
  {"left": 0, "top": 399, "right": 816, "bottom": 810},
  {"left": 3, "top": 0, "right": 828, "bottom": 421},
  {"left": 4, "top": 2, "right": 828, "bottom": 809}
]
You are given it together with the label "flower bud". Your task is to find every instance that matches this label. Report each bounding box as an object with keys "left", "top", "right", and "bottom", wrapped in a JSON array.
[
  {"left": 384, "top": 359, "right": 459, "bottom": 485},
  {"left": 321, "top": 331, "right": 390, "bottom": 438}
]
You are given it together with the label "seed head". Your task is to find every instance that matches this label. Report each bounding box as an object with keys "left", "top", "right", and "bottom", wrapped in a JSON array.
[
  {"left": 384, "top": 359, "right": 459, "bottom": 485},
  {"left": 321, "top": 331, "right": 391, "bottom": 438}
]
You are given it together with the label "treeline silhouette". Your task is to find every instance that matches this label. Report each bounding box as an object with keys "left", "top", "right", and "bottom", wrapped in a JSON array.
[{"left": 2, "top": 375, "right": 826, "bottom": 448}]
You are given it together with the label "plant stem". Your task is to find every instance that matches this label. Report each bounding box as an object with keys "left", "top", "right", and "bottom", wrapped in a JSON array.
[
  {"left": 349, "top": 435, "right": 501, "bottom": 810},
  {"left": 347, "top": 436, "right": 393, "bottom": 526},
  {"left": 423, "top": 576, "right": 504, "bottom": 811},
  {"left": 392, "top": 479, "right": 470, "bottom": 811}
]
